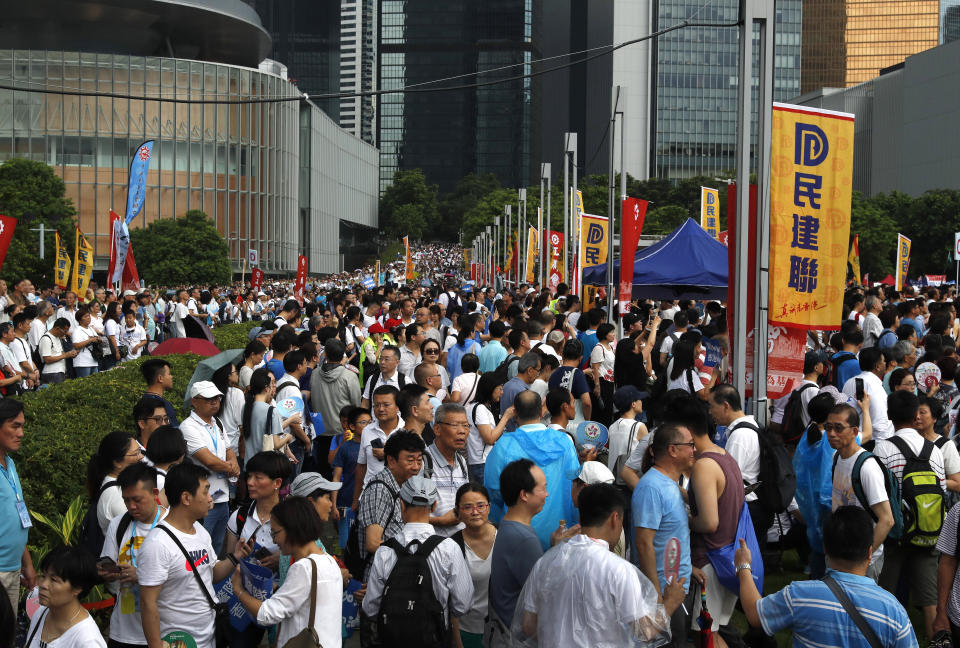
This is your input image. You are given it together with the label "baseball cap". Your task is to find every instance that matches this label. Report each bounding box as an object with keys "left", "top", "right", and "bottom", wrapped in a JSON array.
[
  {"left": 578, "top": 461, "right": 615, "bottom": 484},
  {"left": 384, "top": 318, "right": 402, "bottom": 329},
  {"left": 399, "top": 475, "right": 439, "bottom": 507},
  {"left": 289, "top": 472, "right": 343, "bottom": 497},
  {"left": 247, "top": 326, "right": 263, "bottom": 341},
  {"left": 613, "top": 385, "right": 648, "bottom": 412},
  {"left": 122, "top": 289, "right": 137, "bottom": 297},
  {"left": 190, "top": 381, "right": 223, "bottom": 399},
  {"left": 368, "top": 322, "right": 387, "bottom": 334}
]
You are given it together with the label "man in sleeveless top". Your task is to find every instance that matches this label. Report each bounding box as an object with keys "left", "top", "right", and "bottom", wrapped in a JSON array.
[{"left": 688, "top": 394, "right": 745, "bottom": 647}]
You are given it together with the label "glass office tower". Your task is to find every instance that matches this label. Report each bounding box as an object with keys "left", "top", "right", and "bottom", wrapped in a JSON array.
[{"left": 378, "top": 0, "right": 539, "bottom": 192}]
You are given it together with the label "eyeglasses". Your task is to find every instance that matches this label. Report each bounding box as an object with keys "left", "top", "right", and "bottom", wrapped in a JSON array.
[
  {"left": 823, "top": 423, "right": 850, "bottom": 433},
  {"left": 459, "top": 503, "right": 489, "bottom": 513},
  {"left": 143, "top": 415, "right": 171, "bottom": 425},
  {"left": 670, "top": 442, "right": 696, "bottom": 449},
  {"left": 440, "top": 421, "right": 470, "bottom": 430}
]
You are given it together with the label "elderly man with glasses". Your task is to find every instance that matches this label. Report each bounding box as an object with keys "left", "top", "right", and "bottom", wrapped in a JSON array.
[
  {"left": 423, "top": 403, "right": 471, "bottom": 536},
  {"left": 179, "top": 380, "right": 240, "bottom": 552}
]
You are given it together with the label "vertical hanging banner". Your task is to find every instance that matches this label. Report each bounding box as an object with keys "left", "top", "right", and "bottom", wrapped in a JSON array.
[
  {"left": 848, "top": 234, "right": 861, "bottom": 286},
  {"left": 54, "top": 230, "right": 71, "bottom": 289},
  {"left": 404, "top": 236, "right": 414, "bottom": 281},
  {"left": 375, "top": 260, "right": 381, "bottom": 286},
  {"left": 294, "top": 255, "right": 308, "bottom": 304},
  {"left": 107, "top": 210, "right": 141, "bottom": 290},
  {"left": 768, "top": 103, "right": 854, "bottom": 330},
  {"left": 547, "top": 231, "right": 564, "bottom": 291},
  {"left": 896, "top": 233, "right": 911, "bottom": 291},
  {"left": 0, "top": 215, "right": 16, "bottom": 276},
  {"left": 700, "top": 187, "right": 720, "bottom": 238},
  {"left": 525, "top": 226, "right": 538, "bottom": 284},
  {"left": 70, "top": 226, "right": 94, "bottom": 295},
  {"left": 112, "top": 140, "right": 155, "bottom": 286},
  {"left": 619, "top": 198, "right": 649, "bottom": 315},
  {"left": 250, "top": 267, "right": 264, "bottom": 292},
  {"left": 578, "top": 213, "right": 608, "bottom": 310}
]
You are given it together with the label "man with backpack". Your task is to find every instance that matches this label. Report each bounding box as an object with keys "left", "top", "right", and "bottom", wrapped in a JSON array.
[
  {"left": 874, "top": 390, "right": 946, "bottom": 638},
  {"left": 547, "top": 339, "right": 593, "bottom": 425},
  {"left": 362, "top": 475, "right": 473, "bottom": 648},
  {"left": 771, "top": 350, "right": 825, "bottom": 444},
  {"left": 99, "top": 463, "right": 166, "bottom": 648},
  {"left": 831, "top": 324, "right": 863, "bottom": 389},
  {"left": 708, "top": 384, "right": 771, "bottom": 546},
  {"left": 827, "top": 403, "right": 896, "bottom": 582}
]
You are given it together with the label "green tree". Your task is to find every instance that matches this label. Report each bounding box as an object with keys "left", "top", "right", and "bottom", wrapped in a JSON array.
[
  {"left": 902, "top": 189, "right": 960, "bottom": 275},
  {"left": 438, "top": 173, "right": 500, "bottom": 243},
  {"left": 129, "top": 210, "right": 231, "bottom": 285},
  {"left": 643, "top": 205, "right": 691, "bottom": 235},
  {"left": 850, "top": 191, "right": 899, "bottom": 279},
  {"left": 0, "top": 158, "right": 76, "bottom": 286},
  {"left": 462, "top": 188, "right": 521, "bottom": 244},
  {"left": 379, "top": 169, "right": 439, "bottom": 240}
]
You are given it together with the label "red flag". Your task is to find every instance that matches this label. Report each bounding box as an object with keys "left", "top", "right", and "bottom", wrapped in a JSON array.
[
  {"left": 546, "top": 231, "right": 564, "bottom": 291},
  {"left": 0, "top": 215, "right": 17, "bottom": 273},
  {"left": 619, "top": 198, "right": 648, "bottom": 315},
  {"left": 251, "top": 267, "right": 264, "bottom": 292},
  {"left": 294, "top": 255, "right": 308, "bottom": 304},
  {"left": 122, "top": 245, "right": 140, "bottom": 290}
]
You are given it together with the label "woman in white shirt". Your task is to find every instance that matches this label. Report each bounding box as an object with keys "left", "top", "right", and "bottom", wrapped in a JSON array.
[
  {"left": 71, "top": 307, "right": 103, "bottom": 377},
  {"left": 232, "top": 496, "right": 343, "bottom": 648},
  {"left": 25, "top": 545, "right": 106, "bottom": 648},
  {"left": 452, "top": 483, "right": 497, "bottom": 648},
  {"left": 590, "top": 323, "right": 617, "bottom": 426},
  {"left": 102, "top": 301, "right": 123, "bottom": 370},
  {"left": 667, "top": 338, "right": 715, "bottom": 400},
  {"left": 450, "top": 353, "right": 481, "bottom": 405},
  {"left": 88, "top": 431, "right": 144, "bottom": 535},
  {"left": 213, "top": 362, "right": 245, "bottom": 459}
]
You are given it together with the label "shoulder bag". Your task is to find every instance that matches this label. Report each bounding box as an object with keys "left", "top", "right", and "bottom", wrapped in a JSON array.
[
  {"left": 822, "top": 574, "right": 884, "bottom": 648},
  {"left": 158, "top": 525, "right": 230, "bottom": 648},
  {"left": 281, "top": 555, "right": 322, "bottom": 648}
]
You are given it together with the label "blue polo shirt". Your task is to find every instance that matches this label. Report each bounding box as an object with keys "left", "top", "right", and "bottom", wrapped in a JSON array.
[
  {"left": 632, "top": 467, "right": 691, "bottom": 593},
  {"left": 757, "top": 569, "right": 917, "bottom": 647},
  {"left": 0, "top": 457, "right": 29, "bottom": 571}
]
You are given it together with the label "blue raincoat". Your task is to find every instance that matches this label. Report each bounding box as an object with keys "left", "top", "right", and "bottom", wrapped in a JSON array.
[{"left": 792, "top": 425, "right": 835, "bottom": 553}]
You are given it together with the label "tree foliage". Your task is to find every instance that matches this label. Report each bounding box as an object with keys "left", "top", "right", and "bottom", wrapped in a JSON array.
[
  {"left": 379, "top": 169, "right": 439, "bottom": 240},
  {"left": 0, "top": 158, "right": 76, "bottom": 286},
  {"left": 129, "top": 210, "right": 231, "bottom": 285}
]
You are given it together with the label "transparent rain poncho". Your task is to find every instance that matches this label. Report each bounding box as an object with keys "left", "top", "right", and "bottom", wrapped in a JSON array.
[{"left": 509, "top": 534, "right": 672, "bottom": 648}]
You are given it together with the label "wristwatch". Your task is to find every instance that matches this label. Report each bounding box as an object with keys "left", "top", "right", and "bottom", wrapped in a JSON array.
[{"left": 735, "top": 563, "right": 752, "bottom": 573}]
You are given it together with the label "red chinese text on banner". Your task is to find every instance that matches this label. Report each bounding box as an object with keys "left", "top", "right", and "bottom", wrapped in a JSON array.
[
  {"left": 619, "top": 198, "right": 648, "bottom": 315},
  {"left": 251, "top": 267, "right": 264, "bottom": 292},
  {"left": 546, "top": 231, "right": 564, "bottom": 292},
  {"left": 294, "top": 255, "right": 308, "bottom": 304}
]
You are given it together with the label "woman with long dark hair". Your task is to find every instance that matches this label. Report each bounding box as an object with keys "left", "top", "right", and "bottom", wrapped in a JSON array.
[
  {"left": 71, "top": 307, "right": 103, "bottom": 377},
  {"left": 667, "top": 339, "right": 715, "bottom": 400},
  {"left": 465, "top": 373, "right": 512, "bottom": 484},
  {"left": 86, "top": 431, "right": 142, "bottom": 535},
  {"left": 340, "top": 305, "right": 363, "bottom": 367},
  {"left": 239, "top": 339, "right": 267, "bottom": 390},
  {"left": 102, "top": 301, "right": 123, "bottom": 371},
  {"left": 212, "top": 362, "right": 245, "bottom": 463},
  {"left": 590, "top": 322, "right": 617, "bottom": 425},
  {"left": 241, "top": 368, "right": 294, "bottom": 457}
]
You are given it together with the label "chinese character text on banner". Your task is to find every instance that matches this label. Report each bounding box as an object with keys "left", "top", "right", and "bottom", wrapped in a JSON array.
[
  {"left": 70, "top": 226, "right": 94, "bottom": 295},
  {"left": 55, "top": 231, "right": 71, "bottom": 289},
  {"left": 578, "top": 213, "right": 608, "bottom": 307},
  {"left": 404, "top": 236, "right": 414, "bottom": 280},
  {"left": 525, "top": 226, "right": 538, "bottom": 283},
  {"left": 768, "top": 103, "right": 854, "bottom": 330},
  {"left": 294, "top": 255, "right": 308, "bottom": 304},
  {"left": 700, "top": 187, "right": 720, "bottom": 238},
  {"left": 547, "top": 231, "right": 564, "bottom": 290},
  {"left": 620, "top": 198, "right": 648, "bottom": 315},
  {"left": 896, "top": 233, "right": 911, "bottom": 291}
]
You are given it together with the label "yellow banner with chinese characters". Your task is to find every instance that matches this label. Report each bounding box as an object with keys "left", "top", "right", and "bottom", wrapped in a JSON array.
[
  {"left": 70, "top": 226, "right": 94, "bottom": 295},
  {"left": 404, "top": 236, "right": 414, "bottom": 281},
  {"left": 525, "top": 225, "right": 538, "bottom": 284},
  {"left": 54, "top": 231, "right": 71, "bottom": 289},
  {"left": 769, "top": 103, "right": 854, "bottom": 330},
  {"left": 896, "top": 233, "right": 911, "bottom": 292},
  {"left": 700, "top": 187, "right": 720, "bottom": 238},
  {"left": 579, "top": 213, "right": 608, "bottom": 310}
]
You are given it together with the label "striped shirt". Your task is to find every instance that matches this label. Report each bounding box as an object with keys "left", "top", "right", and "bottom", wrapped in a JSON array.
[
  {"left": 756, "top": 569, "right": 917, "bottom": 647},
  {"left": 936, "top": 502, "right": 960, "bottom": 626}
]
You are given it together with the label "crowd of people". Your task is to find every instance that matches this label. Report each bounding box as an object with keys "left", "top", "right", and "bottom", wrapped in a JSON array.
[{"left": 6, "top": 251, "right": 960, "bottom": 647}]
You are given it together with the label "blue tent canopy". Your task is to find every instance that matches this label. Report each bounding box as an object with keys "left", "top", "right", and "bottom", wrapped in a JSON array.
[{"left": 582, "top": 218, "right": 729, "bottom": 300}]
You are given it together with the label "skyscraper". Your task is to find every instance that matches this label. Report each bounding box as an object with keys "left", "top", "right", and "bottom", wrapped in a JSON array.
[
  {"left": 339, "top": 0, "right": 378, "bottom": 144},
  {"left": 942, "top": 0, "right": 960, "bottom": 43},
  {"left": 378, "top": 0, "right": 539, "bottom": 192},
  {"left": 801, "top": 0, "right": 940, "bottom": 94}
]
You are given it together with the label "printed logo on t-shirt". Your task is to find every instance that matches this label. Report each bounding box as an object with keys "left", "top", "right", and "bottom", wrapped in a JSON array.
[
  {"left": 184, "top": 549, "right": 210, "bottom": 572},
  {"left": 559, "top": 368, "right": 574, "bottom": 391}
]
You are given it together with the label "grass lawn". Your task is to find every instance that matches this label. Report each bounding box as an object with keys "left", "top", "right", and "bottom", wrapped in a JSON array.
[{"left": 728, "top": 550, "right": 928, "bottom": 646}]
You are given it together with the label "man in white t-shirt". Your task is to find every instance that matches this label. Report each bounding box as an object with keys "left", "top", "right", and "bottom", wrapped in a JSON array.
[
  {"left": 99, "top": 463, "right": 166, "bottom": 648},
  {"left": 707, "top": 384, "right": 768, "bottom": 543},
  {"left": 119, "top": 308, "right": 148, "bottom": 361},
  {"left": 55, "top": 290, "right": 79, "bottom": 334},
  {"left": 38, "top": 317, "right": 76, "bottom": 384},
  {"left": 355, "top": 385, "right": 406, "bottom": 502},
  {"left": 170, "top": 289, "right": 190, "bottom": 338},
  {"left": 28, "top": 301, "right": 52, "bottom": 351},
  {"left": 276, "top": 351, "right": 310, "bottom": 475},
  {"left": 179, "top": 381, "right": 240, "bottom": 553},
  {"left": 842, "top": 346, "right": 895, "bottom": 442},
  {"left": 827, "top": 402, "right": 895, "bottom": 582},
  {"left": 139, "top": 462, "right": 251, "bottom": 648}
]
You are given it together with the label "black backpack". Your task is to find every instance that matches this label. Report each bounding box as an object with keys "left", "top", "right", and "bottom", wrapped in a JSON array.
[
  {"left": 444, "top": 292, "right": 461, "bottom": 320},
  {"left": 376, "top": 535, "right": 448, "bottom": 648},
  {"left": 490, "top": 355, "right": 519, "bottom": 385},
  {"left": 830, "top": 351, "right": 857, "bottom": 388},
  {"left": 78, "top": 481, "right": 119, "bottom": 556},
  {"left": 732, "top": 421, "right": 796, "bottom": 514},
  {"left": 780, "top": 383, "right": 818, "bottom": 446}
]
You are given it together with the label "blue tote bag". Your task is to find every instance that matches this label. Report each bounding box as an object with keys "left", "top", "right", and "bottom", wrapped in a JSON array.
[{"left": 705, "top": 502, "right": 764, "bottom": 595}]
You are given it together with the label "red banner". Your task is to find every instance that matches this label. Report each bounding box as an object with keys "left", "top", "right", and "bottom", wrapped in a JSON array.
[
  {"left": 619, "top": 198, "right": 648, "bottom": 315},
  {"left": 251, "top": 267, "right": 264, "bottom": 292},
  {"left": 546, "top": 230, "right": 564, "bottom": 291},
  {"left": 0, "top": 215, "right": 17, "bottom": 274},
  {"left": 294, "top": 254, "right": 308, "bottom": 304},
  {"left": 718, "top": 230, "right": 729, "bottom": 247}
]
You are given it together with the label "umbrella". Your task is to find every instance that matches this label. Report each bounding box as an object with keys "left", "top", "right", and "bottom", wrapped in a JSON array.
[
  {"left": 183, "top": 315, "right": 216, "bottom": 343},
  {"left": 151, "top": 337, "right": 220, "bottom": 358},
  {"left": 696, "top": 580, "right": 714, "bottom": 648},
  {"left": 183, "top": 349, "right": 244, "bottom": 410}
]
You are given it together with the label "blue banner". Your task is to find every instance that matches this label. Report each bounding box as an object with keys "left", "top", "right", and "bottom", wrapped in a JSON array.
[
  {"left": 362, "top": 277, "right": 375, "bottom": 289},
  {"left": 125, "top": 141, "right": 155, "bottom": 226},
  {"left": 215, "top": 556, "right": 275, "bottom": 631}
]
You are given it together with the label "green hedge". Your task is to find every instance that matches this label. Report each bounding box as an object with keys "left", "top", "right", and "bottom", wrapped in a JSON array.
[
  {"left": 212, "top": 320, "right": 259, "bottom": 351},
  {"left": 13, "top": 354, "right": 201, "bottom": 526}
]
